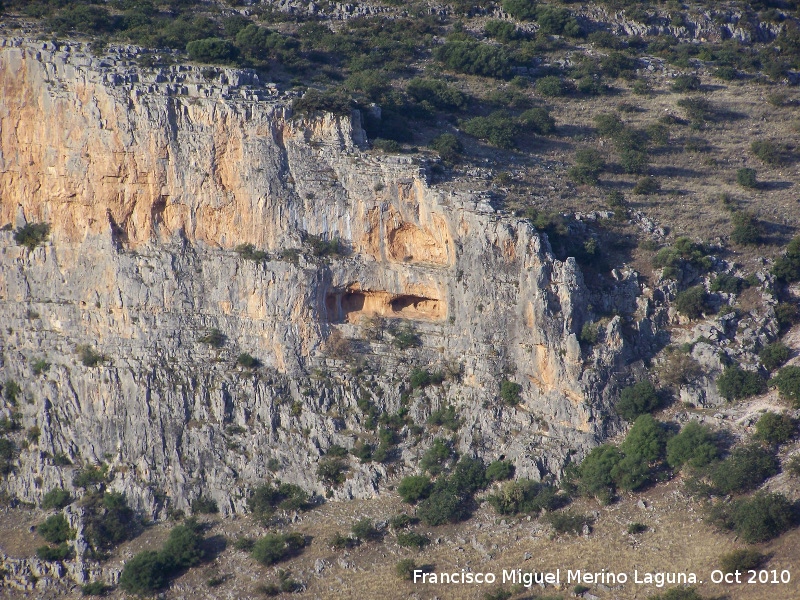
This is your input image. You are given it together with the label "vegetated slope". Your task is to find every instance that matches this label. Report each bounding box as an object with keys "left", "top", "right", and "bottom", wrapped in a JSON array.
[{"left": 0, "top": 0, "right": 799, "bottom": 597}]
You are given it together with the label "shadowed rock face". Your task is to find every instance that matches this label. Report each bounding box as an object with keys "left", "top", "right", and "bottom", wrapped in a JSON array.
[{"left": 0, "top": 39, "right": 640, "bottom": 517}]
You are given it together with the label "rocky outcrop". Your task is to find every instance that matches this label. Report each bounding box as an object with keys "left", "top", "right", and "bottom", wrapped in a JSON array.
[{"left": 0, "top": 39, "right": 643, "bottom": 522}]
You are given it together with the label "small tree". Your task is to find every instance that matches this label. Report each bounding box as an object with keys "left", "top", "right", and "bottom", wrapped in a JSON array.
[
  {"left": 675, "top": 286, "right": 710, "bottom": 319},
  {"left": 736, "top": 168, "right": 758, "bottom": 189},
  {"left": 119, "top": 551, "right": 169, "bottom": 595},
  {"left": 398, "top": 475, "right": 433, "bottom": 504},
  {"left": 499, "top": 379, "right": 522, "bottom": 405},
  {"left": 717, "top": 365, "right": 765, "bottom": 401},
  {"left": 616, "top": 381, "right": 660, "bottom": 421},
  {"left": 486, "top": 460, "right": 515, "bottom": 481},
  {"left": 711, "top": 444, "right": 779, "bottom": 494},
  {"left": 38, "top": 514, "right": 74, "bottom": 544},
  {"left": 773, "top": 365, "right": 800, "bottom": 407},
  {"left": 13, "top": 223, "right": 51, "bottom": 250},
  {"left": 667, "top": 422, "right": 719, "bottom": 469},
  {"left": 719, "top": 548, "right": 766, "bottom": 574},
  {"left": 754, "top": 412, "right": 797, "bottom": 445},
  {"left": 759, "top": 342, "right": 790, "bottom": 371}
]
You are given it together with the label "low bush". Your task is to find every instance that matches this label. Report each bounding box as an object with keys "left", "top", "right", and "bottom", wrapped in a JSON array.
[
  {"left": 652, "top": 237, "right": 711, "bottom": 279},
  {"left": 191, "top": 496, "right": 219, "bottom": 514},
  {"left": 247, "top": 483, "right": 311, "bottom": 524},
  {"left": 162, "top": 519, "right": 205, "bottom": 570},
  {"left": 486, "top": 460, "right": 515, "bottom": 481},
  {"left": 37, "top": 543, "right": 72, "bottom": 561},
  {"left": 487, "top": 480, "right": 564, "bottom": 515},
  {"left": 736, "top": 168, "right": 758, "bottom": 189},
  {"left": 632, "top": 177, "right": 661, "bottom": 195},
  {"left": 80, "top": 581, "right": 110, "bottom": 596},
  {"left": 429, "top": 133, "right": 463, "bottom": 163},
  {"left": 410, "top": 368, "right": 444, "bottom": 390},
  {"left": 450, "top": 456, "right": 487, "bottom": 495},
  {"left": 755, "top": 412, "right": 797, "bottom": 445},
  {"left": 751, "top": 139, "right": 788, "bottom": 166},
  {"left": 461, "top": 111, "right": 517, "bottom": 149},
  {"left": 236, "top": 353, "right": 260, "bottom": 368},
  {"left": 759, "top": 342, "right": 790, "bottom": 371},
  {"left": 420, "top": 438, "right": 454, "bottom": 476},
  {"left": 317, "top": 457, "right": 347, "bottom": 486},
  {"left": 13, "top": 223, "right": 50, "bottom": 250},
  {"left": 119, "top": 550, "right": 170, "bottom": 595},
  {"left": 710, "top": 273, "right": 748, "bottom": 294},
  {"left": 666, "top": 422, "right": 719, "bottom": 470},
  {"left": 351, "top": 518, "right": 380, "bottom": 542},
  {"left": 82, "top": 491, "right": 139, "bottom": 553},
  {"left": 434, "top": 40, "right": 515, "bottom": 78},
  {"left": 568, "top": 148, "right": 605, "bottom": 185},
  {"left": 773, "top": 366, "right": 800, "bottom": 407},
  {"left": 627, "top": 522, "right": 648, "bottom": 534},
  {"left": 546, "top": 510, "right": 593, "bottom": 536},
  {"left": 186, "top": 38, "right": 239, "bottom": 63},
  {"left": 709, "top": 492, "right": 798, "bottom": 543},
  {"left": 772, "top": 236, "right": 800, "bottom": 282},
  {"left": 616, "top": 381, "right": 660, "bottom": 421},
  {"left": 730, "top": 212, "right": 762, "bottom": 245},
  {"left": 417, "top": 482, "right": 468, "bottom": 526},
  {"left": 328, "top": 531, "right": 357, "bottom": 550},
  {"left": 671, "top": 74, "right": 701, "bottom": 92},
  {"left": 711, "top": 444, "right": 779, "bottom": 494},
  {"left": 717, "top": 365, "right": 765, "bottom": 401},
  {"left": 577, "top": 444, "right": 622, "bottom": 504},
  {"left": 675, "top": 286, "right": 711, "bottom": 319},
  {"left": 234, "top": 243, "right": 267, "bottom": 261},
  {"left": 397, "top": 531, "right": 430, "bottom": 549},
  {"left": 252, "top": 532, "right": 306, "bottom": 565},
  {"left": 396, "top": 558, "right": 418, "bottom": 580},
  {"left": 500, "top": 379, "right": 522, "bottom": 405},
  {"left": 42, "top": 488, "right": 72, "bottom": 510},
  {"left": 38, "top": 514, "right": 74, "bottom": 544},
  {"left": 398, "top": 475, "right": 433, "bottom": 504},
  {"left": 198, "top": 328, "right": 225, "bottom": 348},
  {"left": 407, "top": 78, "right": 467, "bottom": 111},
  {"left": 535, "top": 75, "right": 569, "bottom": 97},
  {"left": 77, "top": 345, "right": 106, "bottom": 367},
  {"left": 518, "top": 107, "right": 556, "bottom": 135},
  {"left": 428, "top": 405, "right": 461, "bottom": 431},
  {"left": 719, "top": 548, "right": 766, "bottom": 574}
]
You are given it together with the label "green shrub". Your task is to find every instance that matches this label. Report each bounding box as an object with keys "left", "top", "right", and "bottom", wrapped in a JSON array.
[
  {"left": 397, "top": 531, "right": 430, "bottom": 549},
  {"left": 82, "top": 492, "right": 139, "bottom": 552},
  {"left": 396, "top": 558, "right": 418, "bottom": 580},
  {"left": 328, "top": 531, "right": 357, "bottom": 549},
  {"left": 485, "top": 19, "right": 521, "bottom": 43},
  {"left": 535, "top": 75, "right": 569, "bottom": 97},
  {"left": 37, "top": 543, "right": 72, "bottom": 561},
  {"left": 787, "top": 455, "right": 800, "bottom": 478},
  {"left": 773, "top": 366, "right": 800, "bottom": 407},
  {"left": 31, "top": 358, "right": 50, "bottom": 376},
  {"left": 3, "top": 379, "right": 21, "bottom": 404},
  {"left": 398, "top": 475, "right": 433, "bottom": 504},
  {"left": 0, "top": 437, "right": 17, "bottom": 475},
  {"left": 776, "top": 302, "right": 800, "bottom": 330},
  {"left": 351, "top": 518, "right": 380, "bottom": 541},
  {"left": 627, "top": 522, "right": 648, "bottom": 534},
  {"left": 487, "top": 480, "right": 563, "bottom": 515},
  {"left": 420, "top": 438, "right": 453, "bottom": 476},
  {"left": 754, "top": 412, "right": 797, "bottom": 445},
  {"left": 711, "top": 444, "right": 779, "bottom": 494},
  {"left": 730, "top": 212, "right": 762, "bottom": 245},
  {"left": 719, "top": 548, "right": 766, "bottom": 574},
  {"left": 671, "top": 74, "right": 701, "bottom": 92},
  {"left": 186, "top": 38, "right": 239, "bottom": 63},
  {"left": 750, "top": 140, "right": 787, "bottom": 166},
  {"left": 428, "top": 405, "right": 461, "bottom": 431},
  {"left": 594, "top": 113, "right": 624, "bottom": 137},
  {"left": 236, "top": 353, "right": 260, "bottom": 368},
  {"left": 717, "top": 365, "right": 766, "bottom": 402},
  {"left": 42, "top": 488, "right": 72, "bottom": 510},
  {"left": 614, "top": 414, "right": 669, "bottom": 491},
  {"left": 450, "top": 457, "right": 487, "bottom": 495},
  {"left": 652, "top": 237, "right": 711, "bottom": 278},
  {"left": 119, "top": 551, "right": 169, "bottom": 595},
  {"left": 429, "top": 133, "right": 463, "bottom": 163},
  {"left": 317, "top": 457, "right": 347, "bottom": 486},
  {"left": 546, "top": 510, "right": 593, "bottom": 536},
  {"left": 616, "top": 381, "right": 660, "bottom": 421},
  {"left": 502, "top": 0, "right": 538, "bottom": 20},
  {"left": 252, "top": 532, "right": 306, "bottom": 565},
  {"left": 675, "top": 286, "right": 710, "bottom": 319},
  {"left": 417, "top": 483, "right": 467, "bottom": 526},
  {"left": 666, "top": 422, "right": 719, "bottom": 469},
  {"left": 461, "top": 112, "right": 517, "bottom": 149},
  {"left": 568, "top": 148, "right": 605, "bottom": 185},
  {"left": 292, "top": 89, "right": 353, "bottom": 116},
  {"left": 772, "top": 236, "right": 800, "bottom": 282},
  {"left": 736, "top": 168, "right": 758, "bottom": 189},
  {"left": 73, "top": 464, "right": 108, "bottom": 488},
  {"left": 389, "top": 513, "right": 414, "bottom": 529},
  {"left": 38, "top": 514, "right": 73, "bottom": 544},
  {"left": 486, "top": 460, "right": 515, "bottom": 481},
  {"left": 518, "top": 107, "right": 556, "bottom": 135},
  {"left": 434, "top": 40, "right": 515, "bottom": 78},
  {"left": 389, "top": 323, "right": 421, "bottom": 349},
  {"left": 710, "top": 273, "right": 748, "bottom": 294},
  {"left": 659, "top": 352, "right": 703, "bottom": 387},
  {"left": 677, "top": 96, "right": 716, "bottom": 126},
  {"left": 577, "top": 444, "right": 622, "bottom": 504},
  {"left": 77, "top": 345, "right": 106, "bottom": 367},
  {"left": 759, "top": 342, "right": 790, "bottom": 371},
  {"left": 410, "top": 368, "right": 444, "bottom": 390},
  {"left": 500, "top": 379, "right": 522, "bottom": 405},
  {"left": 407, "top": 78, "right": 467, "bottom": 110},
  {"left": 162, "top": 520, "right": 205, "bottom": 570},
  {"left": 711, "top": 492, "right": 798, "bottom": 543},
  {"left": 632, "top": 177, "right": 661, "bottom": 195},
  {"left": 247, "top": 483, "right": 310, "bottom": 524},
  {"left": 198, "top": 328, "right": 225, "bottom": 348},
  {"left": 13, "top": 223, "right": 50, "bottom": 250},
  {"left": 80, "top": 581, "right": 110, "bottom": 596},
  {"left": 234, "top": 243, "right": 267, "bottom": 261},
  {"left": 191, "top": 495, "right": 219, "bottom": 514}
]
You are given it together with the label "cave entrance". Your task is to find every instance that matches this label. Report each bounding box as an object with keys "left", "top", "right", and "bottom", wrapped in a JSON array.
[{"left": 325, "top": 290, "right": 445, "bottom": 322}]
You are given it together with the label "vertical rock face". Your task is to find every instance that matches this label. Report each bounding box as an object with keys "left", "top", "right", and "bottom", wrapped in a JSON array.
[{"left": 0, "top": 40, "right": 636, "bottom": 515}]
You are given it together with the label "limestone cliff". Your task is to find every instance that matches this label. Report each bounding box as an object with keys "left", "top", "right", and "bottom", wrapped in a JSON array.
[{"left": 0, "top": 39, "right": 645, "bottom": 518}]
